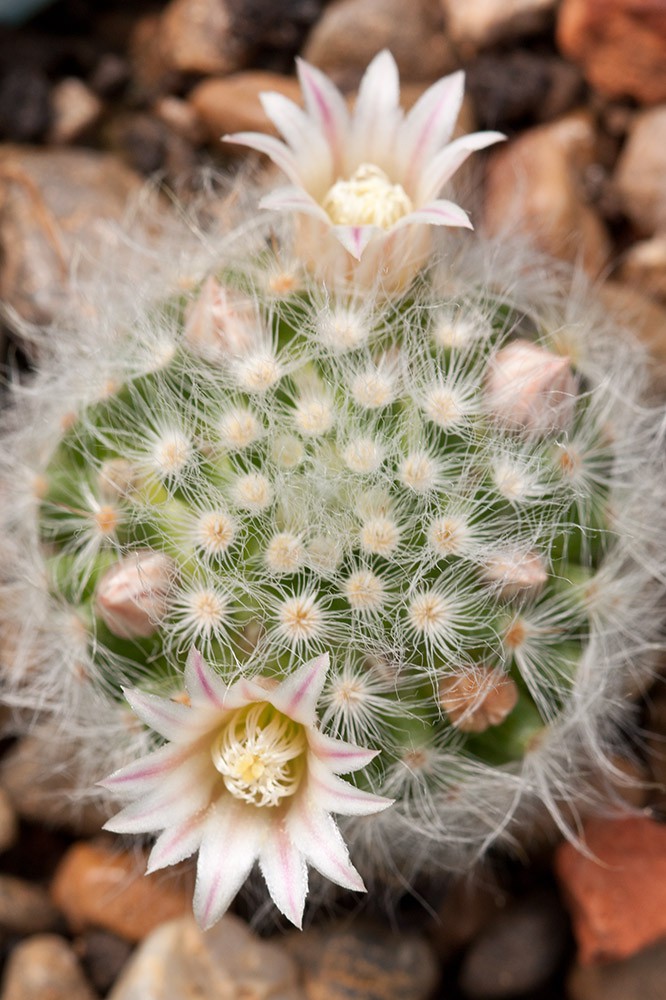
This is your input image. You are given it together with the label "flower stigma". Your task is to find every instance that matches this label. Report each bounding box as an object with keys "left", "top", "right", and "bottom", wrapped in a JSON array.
[
  {"left": 322, "top": 164, "right": 413, "bottom": 229},
  {"left": 211, "top": 702, "right": 307, "bottom": 807}
]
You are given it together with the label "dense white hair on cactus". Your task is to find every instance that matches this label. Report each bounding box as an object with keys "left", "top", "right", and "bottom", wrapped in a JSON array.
[{"left": 1, "top": 127, "right": 666, "bottom": 929}]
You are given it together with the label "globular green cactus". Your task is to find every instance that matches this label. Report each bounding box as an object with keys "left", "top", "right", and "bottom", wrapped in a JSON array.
[{"left": 1, "top": 52, "right": 664, "bottom": 928}]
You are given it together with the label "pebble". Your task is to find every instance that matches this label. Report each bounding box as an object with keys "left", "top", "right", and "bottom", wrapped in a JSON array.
[
  {"left": 129, "top": 15, "right": 180, "bottom": 99},
  {"left": 430, "top": 872, "right": 509, "bottom": 959},
  {"left": 0, "top": 875, "right": 62, "bottom": 935},
  {"left": 440, "top": 0, "right": 557, "bottom": 57},
  {"left": 50, "top": 841, "right": 191, "bottom": 942},
  {"left": 599, "top": 282, "right": 666, "bottom": 376},
  {"left": 107, "top": 913, "right": 305, "bottom": 1000},
  {"left": 158, "top": 0, "right": 250, "bottom": 76},
  {"left": 614, "top": 106, "right": 666, "bottom": 237},
  {"left": 568, "top": 939, "right": 666, "bottom": 1000},
  {"left": 76, "top": 930, "right": 134, "bottom": 996},
  {"left": 0, "top": 787, "right": 18, "bottom": 855},
  {"left": 293, "top": 921, "right": 440, "bottom": 1000},
  {"left": 466, "top": 51, "right": 584, "bottom": 129},
  {"left": 48, "top": 77, "right": 103, "bottom": 144},
  {"left": 0, "top": 934, "right": 98, "bottom": 1000},
  {"left": 557, "top": 0, "right": 666, "bottom": 104},
  {"left": 484, "top": 111, "right": 611, "bottom": 277},
  {"left": 555, "top": 815, "right": 666, "bottom": 964},
  {"left": 301, "top": 0, "right": 458, "bottom": 89},
  {"left": 0, "top": 737, "right": 108, "bottom": 835},
  {"left": 0, "top": 66, "right": 51, "bottom": 142},
  {"left": 190, "top": 72, "right": 302, "bottom": 145},
  {"left": 0, "top": 148, "right": 143, "bottom": 336},
  {"left": 457, "top": 890, "right": 569, "bottom": 998},
  {"left": 618, "top": 237, "right": 666, "bottom": 304}
]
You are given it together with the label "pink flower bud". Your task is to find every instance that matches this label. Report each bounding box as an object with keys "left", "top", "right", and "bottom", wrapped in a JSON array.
[
  {"left": 484, "top": 549, "right": 548, "bottom": 600},
  {"left": 439, "top": 667, "right": 519, "bottom": 733},
  {"left": 96, "top": 551, "right": 175, "bottom": 638},
  {"left": 184, "top": 277, "right": 262, "bottom": 363},
  {"left": 486, "top": 340, "right": 578, "bottom": 434}
]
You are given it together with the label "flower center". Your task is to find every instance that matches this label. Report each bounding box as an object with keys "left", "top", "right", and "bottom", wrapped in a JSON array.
[
  {"left": 321, "top": 164, "right": 413, "bottom": 229},
  {"left": 211, "top": 703, "right": 306, "bottom": 807}
]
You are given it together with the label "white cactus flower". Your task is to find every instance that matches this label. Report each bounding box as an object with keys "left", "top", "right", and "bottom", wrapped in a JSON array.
[
  {"left": 102, "top": 649, "right": 392, "bottom": 929},
  {"left": 225, "top": 51, "right": 504, "bottom": 290}
]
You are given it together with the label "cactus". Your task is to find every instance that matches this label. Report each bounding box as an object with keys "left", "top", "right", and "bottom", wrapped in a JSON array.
[{"left": 1, "top": 52, "right": 665, "bottom": 926}]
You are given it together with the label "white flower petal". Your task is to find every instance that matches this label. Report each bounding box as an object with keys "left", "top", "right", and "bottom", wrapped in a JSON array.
[
  {"left": 184, "top": 647, "right": 230, "bottom": 709},
  {"left": 260, "top": 185, "right": 331, "bottom": 224},
  {"left": 223, "top": 132, "right": 304, "bottom": 186},
  {"left": 393, "top": 198, "right": 473, "bottom": 231},
  {"left": 259, "top": 822, "right": 308, "bottom": 928},
  {"left": 351, "top": 50, "right": 401, "bottom": 166},
  {"left": 400, "top": 70, "right": 465, "bottom": 186},
  {"left": 260, "top": 92, "right": 333, "bottom": 187},
  {"left": 307, "top": 756, "right": 394, "bottom": 816},
  {"left": 146, "top": 811, "right": 207, "bottom": 873},
  {"left": 268, "top": 652, "right": 330, "bottom": 726},
  {"left": 99, "top": 742, "right": 189, "bottom": 797},
  {"left": 103, "top": 751, "right": 215, "bottom": 834},
  {"left": 418, "top": 130, "right": 506, "bottom": 202},
  {"left": 194, "top": 799, "right": 267, "bottom": 930},
  {"left": 307, "top": 729, "right": 379, "bottom": 774},
  {"left": 331, "top": 224, "right": 382, "bottom": 260},
  {"left": 287, "top": 795, "right": 366, "bottom": 892},
  {"left": 123, "top": 687, "right": 217, "bottom": 742},
  {"left": 295, "top": 58, "right": 349, "bottom": 172}
]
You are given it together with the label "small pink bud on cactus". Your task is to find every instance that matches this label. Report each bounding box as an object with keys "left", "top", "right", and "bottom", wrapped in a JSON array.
[
  {"left": 484, "top": 549, "right": 548, "bottom": 600},
  {"left": 96, "top": 550, "right": 175, "bottom": 638},
  {"left": 439, "top": 667, "right": 519, "bottom": 733},
  {"left": 486, "top": 340, "right": 578, "bottom": 434},
  {"left": 184, "top": 277, "right": 262, "bottom": 363}
]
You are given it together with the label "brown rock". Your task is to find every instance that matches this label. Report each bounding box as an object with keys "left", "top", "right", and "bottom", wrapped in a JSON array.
[
  {"left": 0, "top": 787, "right": 18, "bottom": 854},
  {"left": 77, "top": 930, "right": 134, "bottom": 996},
  {"left": 555, "top": 815, "right": 666, "bottom": 964},
  {"left": 440, "top": 0, "right": 557, "bottom": 57},
  {"left": 294, "top": 922, "right": 439, "bottom": 1000},
  {"left": 48, "top": 78, "right": 103, "bottom": 145},
  {"left": 190, "top": 72, "right": 302, "bottom": 145},
  {"left": 466, "top": 51, "right": 584, "bottom": 129},
  {"left": 129, "top": 15, "right": 180, "bottom": 99},
  {"left": 0, "top": 875, "right": 62, "bottom": 935},
  {"left": 568, "top": 939, "right": 666, "bottom": 1000},
  {"left": 599, "top": 281, "right": 666, "bottom": 377},
  {"left": 430, "top": 872, "right": 509, "bottom": 958},
  {"left": 153, "top": 96, "right": 207, "bottom": 145},
  {"left": 108, "top": 914, "right": 305, "bottom": 1000},
  {"left": 0, "top": 935, "right": 97, "bottom": 1000},
  {"left": 159, "top": 0, "right": 249, "bottom": 76},
  {"left": 0, "top": 147, "right": 143, "bottom": 335},
  {"left": 302, "top": 0, "right": 457, "bottom": 89},
  {"left": 484, "top": 111, "right": 611, "bottom": 277},
  {"left": 50, "top": 841, "right": 191, "bottom": 942},
  {"left": 614, "top": 107, "right": 666, "bottom": 236},
  {"left": 617, "top": 236, "right": 666, "bottom": 303},
  {"left": 557, "top": 0, "right": 666, "bottom": 104},
  {"left": 0, "top": 736, "right": 108, "bottom": 835}
]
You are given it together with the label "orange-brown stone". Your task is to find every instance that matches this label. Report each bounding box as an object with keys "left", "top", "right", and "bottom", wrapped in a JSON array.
[
  {"left": 51, "top": 841, "right": 191, "bottom": 942},
  {"left": 555, "top": 816, "right": 666, "bottom": 964}
]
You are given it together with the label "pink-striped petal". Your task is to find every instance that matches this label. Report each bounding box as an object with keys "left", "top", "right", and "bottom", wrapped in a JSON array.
[
  {"left": 223, "top": 132, "right": 304, "bottom": 186},
  {"left": 123, "top": 687, "right": 216, "bottom": 743},
  {"left": 307, "top": 729, "right": 379, "bottom": 774},
  {"left": 100, "top": 742, "right": 189, "bottom": 797},
  {"left": 331, "top": 224, "right": 382, "bottom": 260},
  {"left": 259, "top": 822, "right": 308, "bottom": 928},
  {"left": 351, "top": 50, "right": 401, "bottom": 166},
  {"left": 418, "top": 130, "right": 505, "bottom": 202},
  {"left": 400, "top": 70, "right": 465, "bottom": 187},
  {"left": 267, "top": 652, "right": 330, "bottom": 726},
  {"left": 193, "top": 799, "right": 267, "bottom": 930},
  {"left": 295, "top": 58, "right": 349, "bottom": 173},
  {"left": 260, "top": 92, "right": 333, "bottom": 188},
  {"left": 184, "top": 648, "right": 230, "bottom": 709},
  {"left": 307, "top": 756, "right": 394, "bottom": 816},
  {"left": 287, "top": 795, "right": 365, "bottom": 892},
  {"left": 260, "top": 185, "right": 331, "bottom": 224},
  {"left": 103, "top": 752, "right": 215, "bottom": 834},
  {"left": 146, "top": 811, "right": 207, "bottom": 873},
  {"left": 392, "top": 199, "right": 473, "bottom": 232}
]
